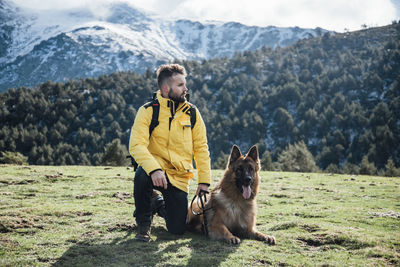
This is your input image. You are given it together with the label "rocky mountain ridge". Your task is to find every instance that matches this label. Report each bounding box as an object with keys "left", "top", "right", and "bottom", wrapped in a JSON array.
[{"left": 0, "top": 0, "right": 327, "bottom": 91}]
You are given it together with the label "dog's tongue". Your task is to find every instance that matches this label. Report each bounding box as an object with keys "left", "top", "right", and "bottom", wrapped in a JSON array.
[{"left": 242, "top": 185, "right": 251, "bottom": 199}]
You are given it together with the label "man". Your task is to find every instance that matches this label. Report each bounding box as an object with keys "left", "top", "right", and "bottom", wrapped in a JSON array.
[{"left": 129, "top": 64, "right": 211, "bottom": 242}]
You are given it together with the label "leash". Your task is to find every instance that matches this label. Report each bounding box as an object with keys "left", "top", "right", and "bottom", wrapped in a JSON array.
[{"left": 190, "top": 189, "right": 211, "bottom": 236}]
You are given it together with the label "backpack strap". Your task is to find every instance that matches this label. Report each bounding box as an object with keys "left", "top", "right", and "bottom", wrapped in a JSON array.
[
  {"left": 144, "top": 93, "right": 160, "bottom": 136},
  {"left": 189, "top": 104, "right": 197, "bottom": 129},
  {"left": 149, "top": 100, "right": 159, "bottom": 136},
  {"left": 183, "top": 103, "right": 197, "bottom": 129}
]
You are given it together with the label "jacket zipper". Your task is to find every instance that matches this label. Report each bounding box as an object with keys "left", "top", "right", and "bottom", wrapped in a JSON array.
[
  {"left": 168, "top": 100, "right": 188, "bottom": 129},
  {"left": 168, "top": 100, "right": 174, "bottom": 130}
]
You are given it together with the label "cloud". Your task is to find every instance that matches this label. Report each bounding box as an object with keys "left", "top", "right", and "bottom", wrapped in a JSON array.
[
  {"left": 166, "top": 0, "right": 398, "bottom": 31},
  {"left": 10, "top": 0, "right": 399, "bottom": 32},
  {"left": 12, "top": 0, "right": 116, "bottom": 20}
]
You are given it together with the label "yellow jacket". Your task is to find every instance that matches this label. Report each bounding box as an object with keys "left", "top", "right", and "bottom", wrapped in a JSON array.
[{"left": 129, "top": 91, "right": 211, "bottom": 192}]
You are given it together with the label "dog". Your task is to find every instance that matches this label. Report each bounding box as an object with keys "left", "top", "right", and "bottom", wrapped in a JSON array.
[{"left": 187, "top": 145, "right": 276, "bottom": 245}]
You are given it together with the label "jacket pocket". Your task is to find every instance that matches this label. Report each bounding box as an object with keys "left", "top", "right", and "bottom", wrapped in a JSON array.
[
  {"left": 181, "top": 161, "right": 194, "bottom": 172},
  {"left": 179, "top": 119, "right": 192, "bottom": 145}
]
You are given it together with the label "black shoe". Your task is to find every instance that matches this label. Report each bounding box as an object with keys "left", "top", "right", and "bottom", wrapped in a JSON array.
[{"left": 134, "top": 223, "right": 152, "bottom": 242}]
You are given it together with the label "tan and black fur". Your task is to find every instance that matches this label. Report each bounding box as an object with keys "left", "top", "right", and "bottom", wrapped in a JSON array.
[{"left": 187, "top": 145, "right": 276, "bottom": 245}]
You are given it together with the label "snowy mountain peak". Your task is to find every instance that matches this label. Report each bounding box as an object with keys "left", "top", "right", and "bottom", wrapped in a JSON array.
[
  {"left": 106, "top": 2, "right": 152, "bottom": 25},
  {"left": 0, "top": 0, "right": 329, "bottom": 91}
]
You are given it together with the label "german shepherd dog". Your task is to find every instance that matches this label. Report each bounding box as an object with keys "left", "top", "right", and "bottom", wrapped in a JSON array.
[{"left": 187, "top": 145, "right": 276, "bottom": 245}]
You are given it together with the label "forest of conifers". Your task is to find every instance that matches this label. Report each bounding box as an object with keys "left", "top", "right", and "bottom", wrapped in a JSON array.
[{"left": 0, "top": 23, "right": 399, "bottom": 173}]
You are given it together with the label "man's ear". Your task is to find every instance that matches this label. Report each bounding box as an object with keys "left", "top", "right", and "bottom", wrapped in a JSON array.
[
  {"left": 228, "top": 145, "right": 242, "bottom": 167},
  {"left": 246, "top": 145, "right": 259, "bottom": 163},
  {"left": 160, "top": 83, "right": 168, "bottom": 96}
]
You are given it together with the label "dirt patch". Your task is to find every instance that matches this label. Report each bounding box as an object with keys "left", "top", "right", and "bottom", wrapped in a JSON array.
[
  {"left": 0, "top": 216, "right": 44, "bottom": 233},
  {"left": 0, "top": 222, "right": 11, "bottom": 233},
  {"left": 13, "top": 179, "right": 37, "bottom": 185},
  {"left": 107, "top": 223, "right": 135, "bottom": 232},
  {"left": 255, "top": 259, "right": 273, "bottom": 265},
  {"left": 37, "top": 256, "right": 52, "bottom": 263},
  {"left": 76, "top": 192, "right": 97, "bottom": 199},
  {"left": 0, "top": 179, "right": 37, "bottom": 185},
  {"left": 0, "top": 236, "right": 19, "bottom": 248},
  {"left": 365, "top": 247, "right": 400, "bottom": 266},
  {"left": 19, "top": 192, "right": 36, "bottom": 197},
  {"left": 80, "top": 230, "right": 102, "bottom": 239},
  {"left": 45, "top": 172, "right": 63, "bottom": 178},
  {"left": 300, "top": 224, "right": 321, "bottom": 232},
  {"left": 270, "top": 221, "right": 298, "bottom": 231},
  {"left": 66, "top": 175, "right": 83, "bottom": 178},
  {"left": 43, "top": 171, "right": 68, "bottom": 182},
  {"left": 270, "top": 222, "right": 322, "bottom": 232},
  {"left": 271, "top": 193, "right": 290, "bottom": 198},
  {"left": 294, "top": 212, "right": 324, "bottom": 218},
  {"left": 112, "top": 192, "right": 131, "bottom": 199},
  {"left": 75, "top": 211, "right": 93, "bottom": 216},
  {"left": 298, "top": 233, "right": 372, "bottom": 250},
  {"left": 370, "top": 211, "right": 400, "bottom": 219}
]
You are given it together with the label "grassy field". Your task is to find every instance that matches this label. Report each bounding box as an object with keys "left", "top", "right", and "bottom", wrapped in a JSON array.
[{"left": 0, "top": 165, "right": 399, "bottom": 266}]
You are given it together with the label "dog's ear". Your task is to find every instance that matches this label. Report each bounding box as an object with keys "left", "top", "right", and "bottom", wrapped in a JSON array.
[
  {"left": 246, "top": 145, "right": 259, "bottom": 163},
  {"left": 228, "top": 145, "right": 242, "bottom": 166}
]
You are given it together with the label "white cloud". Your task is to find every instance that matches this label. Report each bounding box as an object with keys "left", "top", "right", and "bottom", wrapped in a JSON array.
[
  {"left": 12, "top": 0, "right": 116, "bottom": 20},
  {"left": 166, "top": 0, "right": 398, "bottom": 31},
  {"left": 10, "top": 0, "right": 399, "bottom": 32}
]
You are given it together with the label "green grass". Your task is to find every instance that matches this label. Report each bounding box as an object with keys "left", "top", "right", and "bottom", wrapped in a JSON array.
[{"left": 0, "top": 165, "right": 399, "bottom": 266}]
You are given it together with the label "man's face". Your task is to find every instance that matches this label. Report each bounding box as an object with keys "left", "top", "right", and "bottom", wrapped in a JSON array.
[{"left": 166, "top": 73, "right": 187, "bottom": 103}]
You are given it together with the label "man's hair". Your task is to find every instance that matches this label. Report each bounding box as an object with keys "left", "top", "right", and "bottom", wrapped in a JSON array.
[{"left": 156, "top": 64, "right": 187, "bottom": 89}]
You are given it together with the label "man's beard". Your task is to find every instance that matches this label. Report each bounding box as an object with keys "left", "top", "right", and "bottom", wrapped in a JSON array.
[{"left": 168, "top": 90, "right": 186, "bottom": 103}]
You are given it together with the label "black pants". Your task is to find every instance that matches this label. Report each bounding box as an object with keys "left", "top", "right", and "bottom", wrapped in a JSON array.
[{"left": 133, "top": 167, "right": 188, "bottom": 235}]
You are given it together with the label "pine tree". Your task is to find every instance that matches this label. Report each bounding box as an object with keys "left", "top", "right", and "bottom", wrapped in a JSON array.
[
  {"left": 277, "top": 141, "right": 319, "bottom": 173},
  {"left": 359, "top": 155, "right": 377, "bottom": 175},
  {"left": 384, "top": 158, "right": 400, "bottom": 177},
  {"left": 324, "top": 163, "right": 340, "bottom": 174},
  {"left": 101, "top": 139, "right": 129, "bottom": 166},
  {"left": 261, "top": 150, "right": 274, "bottom": 171},
  {"left": 0, "top": 151, "right": 28, "bottom": 165},
  {"left": 212, "top": 151, "right": 229, "bottom": 170},
  {"left": 343, "top": 162, "right": 360, "bottom": 175}
]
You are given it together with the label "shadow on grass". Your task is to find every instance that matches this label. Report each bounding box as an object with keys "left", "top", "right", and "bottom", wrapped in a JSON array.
[{"left": 52, "top": 225, "right": 238, "bottom": 266}]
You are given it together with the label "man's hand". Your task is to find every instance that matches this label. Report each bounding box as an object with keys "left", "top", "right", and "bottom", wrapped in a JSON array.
[
  {"left": 196, "top": 183, "right": 209, "bottom": 196},
  {"left": 151, "top": 170, "right": 167, "bottom": 189}
]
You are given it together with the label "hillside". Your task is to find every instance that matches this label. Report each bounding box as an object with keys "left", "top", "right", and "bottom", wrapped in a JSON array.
[
  {"left": 0, "top": 23, "right": 399, "bottom": 172},
  {"left": 0, "top": 0, "right": 325, "bottom": 91}
]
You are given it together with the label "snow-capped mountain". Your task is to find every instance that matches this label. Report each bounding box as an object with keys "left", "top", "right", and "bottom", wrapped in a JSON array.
[{"left": 0, "top": 0, "right": 328, "bottom": 91}]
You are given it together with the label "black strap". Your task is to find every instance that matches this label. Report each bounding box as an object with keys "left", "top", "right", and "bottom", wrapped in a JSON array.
[
  {"left": 149, "top": 99, "right": 159, "bottom": 136},
  {"left": 189, "top": 105, "right": 197, "bottom": 129},
  {"left": 144, "top": 93, "right": 160, "bottom": 136},
  {"left": 190, "top": 190, "right": 211, "bottom": 236}
]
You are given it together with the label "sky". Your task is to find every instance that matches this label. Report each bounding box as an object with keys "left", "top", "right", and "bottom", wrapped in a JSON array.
[{"left": 11, "top": 0, "right": 400, "bottom": 32}]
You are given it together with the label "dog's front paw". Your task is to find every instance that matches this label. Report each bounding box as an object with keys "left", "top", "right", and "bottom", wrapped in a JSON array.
[
  {"left": 226, "top": 235, "right": 241, "bottom": 245},
  {"left": 254, "top": 232, "right": 276, "bottom": 245},
  {"left": 264, "top": 235, "right": 276, "bottom": 245}
]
